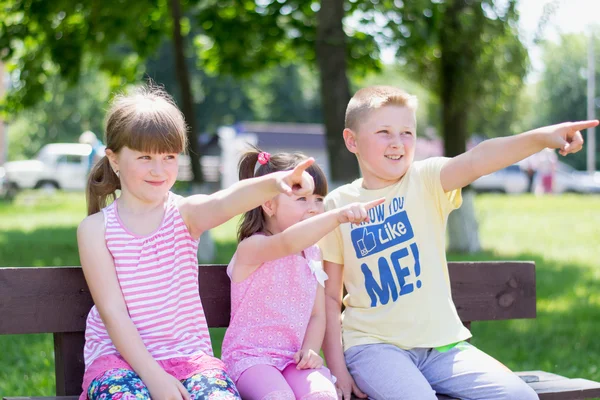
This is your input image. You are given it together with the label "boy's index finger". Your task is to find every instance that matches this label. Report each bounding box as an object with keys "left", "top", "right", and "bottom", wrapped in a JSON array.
[
  {"left": 364, "top": 197, "right": 386, "bottom": 210},
  {"left": 568, "top": 120, "right": 599, "bottom": 131}
]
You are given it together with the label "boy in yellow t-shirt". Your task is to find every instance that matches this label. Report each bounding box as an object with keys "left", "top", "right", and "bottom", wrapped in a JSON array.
[{"left": 320, "top": 86, "right": 597, "bottom": 400}]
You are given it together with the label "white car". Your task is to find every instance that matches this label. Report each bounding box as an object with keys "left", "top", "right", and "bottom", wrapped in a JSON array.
[
  {"left": 552, "top": 162, "right": 600, "bottom": 194},
  {"left": 4, "top": 143, "right": 96, "bottom": 192},
  {"left": 471, "top": 165, "right": 530, "bottom": 194},
  {"left": 4, "top": 143, "right": 214, "bottom": 194}
]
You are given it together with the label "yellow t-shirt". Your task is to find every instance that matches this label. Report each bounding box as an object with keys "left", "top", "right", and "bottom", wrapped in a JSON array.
[{"left": 320, "top": 157, "right": 472, "bottom": 352}]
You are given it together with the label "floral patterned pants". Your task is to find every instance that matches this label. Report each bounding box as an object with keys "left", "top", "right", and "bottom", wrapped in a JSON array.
[{"left": 87, "top": 368, "right": 240, "bottom": 400}]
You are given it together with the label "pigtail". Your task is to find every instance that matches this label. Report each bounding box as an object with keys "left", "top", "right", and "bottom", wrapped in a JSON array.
[
  {"left": 237, "top": 147, "right": 267, "bottom": 242},
  {"left": 86, "top": 156, "right": 121, "bottom": 216},
  {"left": 237, "top": 149, "right": 261, "bottom": 181}
]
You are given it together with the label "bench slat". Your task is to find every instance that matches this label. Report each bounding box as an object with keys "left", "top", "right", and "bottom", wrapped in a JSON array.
[
  {"left": 0, "top": 262, "right": 536, "bottom": 335},
  {"left": 531, "top": 379, "right": 600, "bottom": 400}
]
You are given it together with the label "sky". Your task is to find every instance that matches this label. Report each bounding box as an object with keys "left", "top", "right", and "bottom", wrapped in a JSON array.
[{"left": 517, "top": 0, "right": 600, "bottom": 81}]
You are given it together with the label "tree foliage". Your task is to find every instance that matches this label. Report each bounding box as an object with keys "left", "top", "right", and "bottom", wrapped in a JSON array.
[
  {"left": 360, "top": 0, "right": 528, "bottom": 155},
  {"left": 0, "top": 0, "right": 169, "bottom": 113},
  {"left": 534, "top": 31, "right": 600, "bottom": 170}
]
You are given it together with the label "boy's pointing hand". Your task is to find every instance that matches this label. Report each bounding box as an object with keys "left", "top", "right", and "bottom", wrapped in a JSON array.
[{"left": 539, "top": 120, "right": 599, "bottom": 156}]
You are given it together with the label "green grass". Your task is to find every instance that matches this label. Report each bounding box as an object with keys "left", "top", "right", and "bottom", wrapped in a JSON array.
[{"left": 1, "top": 192, "right": 599, "bottom": 397}]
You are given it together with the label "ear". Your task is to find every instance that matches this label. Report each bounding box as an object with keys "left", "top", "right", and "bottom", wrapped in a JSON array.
[
  {"left": 261, "top": 198, "right": 276, "bottom": 218},
  {"left": 343, "top": 128, "right": 358, "bottom": 154},
  {"left": 105, "top": 149, "right": 119, "bottom": 173}
]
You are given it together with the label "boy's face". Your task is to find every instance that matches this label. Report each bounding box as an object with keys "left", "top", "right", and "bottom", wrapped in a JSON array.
[{"left": 344, "top": 105, "right": 416, "bottom": 189}]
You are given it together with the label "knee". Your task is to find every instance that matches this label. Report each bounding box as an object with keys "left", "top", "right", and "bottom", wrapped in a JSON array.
[
  {"left": 262, "top": 390, "right": 296, "bottom": 400},
  {"left": 300, "top": 392, "right": 338, "bottom": 400},
  {"left": 500, "top": 380, "right": 539, "bottom": 400}
]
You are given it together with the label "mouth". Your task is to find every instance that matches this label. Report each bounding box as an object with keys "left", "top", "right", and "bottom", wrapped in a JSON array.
[
  {"left": 385, "top": 155, "right": 403, "bottom": 161},
  {"left": 146, "top": 180, "right": 166, "bottom": 186}
]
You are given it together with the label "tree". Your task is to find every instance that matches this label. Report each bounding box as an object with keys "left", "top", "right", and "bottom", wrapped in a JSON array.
[
  {"left": 195, "top": 0, "right": 380, "bottom": 182},
  {"left": 0, "top": 0, "right": 206, "bottom": 182},
  {"left": 315, "top": 0, "right": 355, "bottom": 183},
  {"left": 534, "top": 32, "right": 600, "bottom": 170},
  {"left": 371, "top": 0, "right": 528, "bottom": 252},
  {"left": 7, "top": 64, "right": 111, "bottom": 160},
  {"left": 169, "top": 0, "right": 203, "bottom": 183}
]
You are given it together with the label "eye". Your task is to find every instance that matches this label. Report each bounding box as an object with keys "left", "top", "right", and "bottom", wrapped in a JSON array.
[
  {"left": 401, "top": 131, "right": 413, "bottom": 136},
  {"left": 377, "top": 130, "right": 389, "bottom": 135},
  {"left": 316, "top": 197, "right": 324, "bottom": 203},
  {"left": 297, "top": 197, "right": 307, "bottom": 201},
  {"left": 165, "top": 154, "right": 177, "bottom": 160},
  {"left": 138, "top": 155, "right": 151, "bottom": 160}
]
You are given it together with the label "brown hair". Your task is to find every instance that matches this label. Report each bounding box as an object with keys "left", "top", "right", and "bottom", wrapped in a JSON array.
[
  {"left": 345, "top": 86, "right": 418, "bottom": 131},
  {"left": 86, "top": 85, "right": 188, "bottom": 215},
  {"left": 237, "top": 146, "right": 328, "bottom": 242}
]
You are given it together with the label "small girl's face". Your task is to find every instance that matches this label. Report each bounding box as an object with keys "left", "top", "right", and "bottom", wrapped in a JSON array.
[
  {"left": 268, "top": 193, "right": 325, "bottom": 233},
  {"left": 109, "top": 146, "right": 179, "bottom": 203}
]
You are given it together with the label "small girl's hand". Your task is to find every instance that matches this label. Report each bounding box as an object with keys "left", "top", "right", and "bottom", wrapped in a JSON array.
[
  {"left": 276, "top": 158, "right": 315, "bottom": 197},
  {"left": 337, "top": 198, "right": 386, "bottom": 224},
  {"left": 146, "top": 370, "right": 190, "bottom": 400},
  {"left": 294, "top": 349, "right": 324, "bottom": 370}
]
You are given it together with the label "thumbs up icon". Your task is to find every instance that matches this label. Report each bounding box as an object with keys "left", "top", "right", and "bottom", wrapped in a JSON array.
[{"left": 356, "top": 228, "right": 377, "bottom": 256}]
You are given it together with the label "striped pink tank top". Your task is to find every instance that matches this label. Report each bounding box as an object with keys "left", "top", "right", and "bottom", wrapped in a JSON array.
[{"left": 83, "top": 192, "right": 213, "bottom": 368}]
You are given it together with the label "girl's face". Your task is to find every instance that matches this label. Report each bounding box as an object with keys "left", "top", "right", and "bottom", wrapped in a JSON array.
[
  {"left": 107, "top": 146, "right": 179, "bottom": 204},
  {"left": 266, "top": 192, "right": 325, "bottom": 234}
]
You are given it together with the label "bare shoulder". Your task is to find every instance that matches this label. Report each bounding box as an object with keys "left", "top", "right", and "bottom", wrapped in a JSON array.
[
  {"left": 235, "top": 234, "right": 266, "bottom": 258},
  {"left": 77, "top": 212, "right": 105, "bottom": 242}
]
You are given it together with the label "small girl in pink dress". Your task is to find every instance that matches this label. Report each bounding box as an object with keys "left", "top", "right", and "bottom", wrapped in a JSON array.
[{"left": 221, "top": 148, "right": 383, "bottom": 400}]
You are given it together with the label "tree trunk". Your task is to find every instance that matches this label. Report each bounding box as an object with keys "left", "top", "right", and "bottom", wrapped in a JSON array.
[
  {"left": 440, "top": 0, "right": 481, "bottom": 253},
  {"left": 169, "top": 0, "right": 203, "bottom": 184},
  {"left": 315, "top": 0, "right": 359, "bottom": 184}
]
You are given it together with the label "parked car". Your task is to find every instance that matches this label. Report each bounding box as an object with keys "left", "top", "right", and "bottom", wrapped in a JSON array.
[
  {"left": 0, "top": 166, "right": 15, "bottom": 200},
  {"left": 4, "top": 143, "right": 216, "bottom": 195},
  {"left": 552, "top": 162, "right": 600, "bottom": 194},
  {"left": 471, "top": 164, "right": 530, "bottom": 194},
  {"left": 4, "top": 143, "right": 95, "bottom": 192}
]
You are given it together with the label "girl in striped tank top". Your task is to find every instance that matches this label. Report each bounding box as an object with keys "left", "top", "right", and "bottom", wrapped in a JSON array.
[
  {"left": 77, "top": 86, "right": 317, "bottom": 400},
  {"left": 221, "top": 148, "right": 383, "bottom": 400}
]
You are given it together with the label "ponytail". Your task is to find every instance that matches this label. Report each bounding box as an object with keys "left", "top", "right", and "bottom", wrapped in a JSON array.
[
  {"left": 86, "top": 156, "right": 121, "bottom": 216},
  {"left": 237, "top": 148, "right": 267, "bottom": 242},
  {"left": 238, "top": 149, "right": 260, "bottom": 181}
]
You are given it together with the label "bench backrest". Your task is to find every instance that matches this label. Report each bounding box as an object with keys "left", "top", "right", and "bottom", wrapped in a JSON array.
[{"left": 0, "top": 262, "right": 536, "bottom": 395}]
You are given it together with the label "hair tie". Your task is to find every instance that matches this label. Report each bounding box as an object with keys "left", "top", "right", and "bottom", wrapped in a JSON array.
[{"left": 257, "top": 151, "right": 271, "bottom": 165}]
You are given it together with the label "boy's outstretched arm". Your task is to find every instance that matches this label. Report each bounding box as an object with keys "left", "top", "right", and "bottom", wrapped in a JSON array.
[{"left": 440, "top": 120, "right": 599, "bottom": 192}]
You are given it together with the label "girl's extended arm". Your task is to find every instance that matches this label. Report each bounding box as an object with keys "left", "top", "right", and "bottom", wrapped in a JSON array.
[
  {"left": 294, "top": 285, "right": 326, "bottom": 369},
  {"left": 179, "top": 158, "right": 315, "bottom": 238},
  {"left": 232, "top": 198, "right": 384, "bottom": 281},
  {"left": 77, "top": 214, "right": 189, "bottom": 400}
]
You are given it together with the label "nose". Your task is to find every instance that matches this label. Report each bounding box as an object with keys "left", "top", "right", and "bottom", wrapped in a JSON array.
[
  {"left": 390, "top": 133, "right": 405, "bottom": 150},
  {"left": 150, "top": 159, "right": 164, "bottom": 176},
  {"left": 307, "top": 199, "right": 319, "bottom": 214}
]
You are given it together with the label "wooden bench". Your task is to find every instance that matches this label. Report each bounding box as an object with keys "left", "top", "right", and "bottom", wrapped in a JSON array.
[{"left": 1, "top": 262, "right": 600, "bottom": 400}]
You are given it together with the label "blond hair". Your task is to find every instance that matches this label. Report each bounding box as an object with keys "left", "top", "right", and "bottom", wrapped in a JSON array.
[
  {"left": 345, "top": 86, "right": 418, "bottom": 131},
  {"left": 86, "top": 85, "right": 188, "bottom": 215}
]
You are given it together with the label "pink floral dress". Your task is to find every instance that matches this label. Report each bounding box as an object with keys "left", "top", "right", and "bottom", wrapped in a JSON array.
[{"left": 221, "top": 244, "right": 327, "bottom": 383}]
